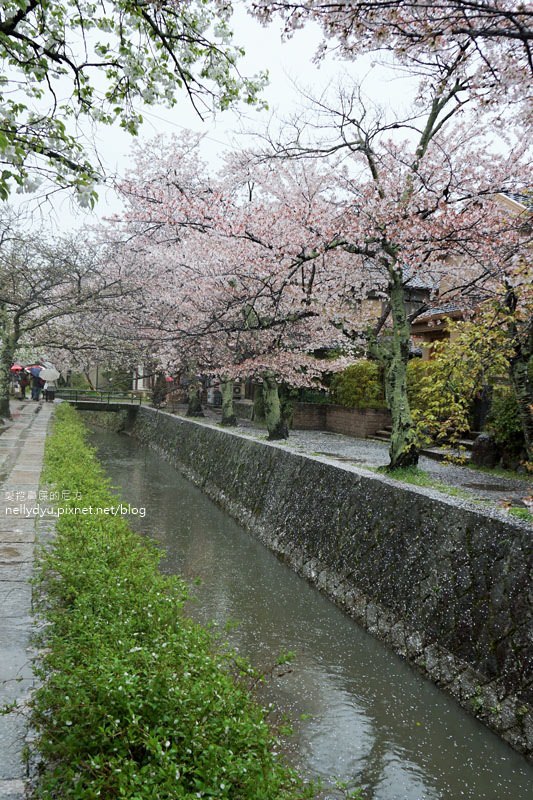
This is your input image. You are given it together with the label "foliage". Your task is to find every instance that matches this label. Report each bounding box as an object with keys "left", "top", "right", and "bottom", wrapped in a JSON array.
[
  {"left": 409, "top": 320, "right": 512, "bottom": 445},
  {"left": 298, "top": 388, "right": 330, "bottom": 405},
  {"left": 100, "top": 367, "right": 134, "bottom": 392},
  {"left": 66, "top": 372, "right": 91, "bottom": 389},
  {"left": 329, "top": 361, "right": 385, "bottom": 409},
  {"left": 0, "top": 210, "right": 129, "bottom": 417},
  {"left": 31, "top": 404, "right": 313, "bottom": 799},
  {"left": 101, "top": 33, "right": 530, "bottom": 469},
  {"left": 0, "top": 0, "right": 265, "bottom": 201},
  {"left": 486, "top": 384, "right": 525, "bottom": 453},
  {"left": 406, "top": 359, "right": 435, "bottom": 412}
]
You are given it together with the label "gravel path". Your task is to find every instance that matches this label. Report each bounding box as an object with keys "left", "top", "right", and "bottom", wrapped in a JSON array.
[{"left": 171, "top": 406, "right": 532, "bottom": 512}]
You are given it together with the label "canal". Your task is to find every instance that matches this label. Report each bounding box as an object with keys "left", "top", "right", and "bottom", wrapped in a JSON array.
[{"left": 91, "top": 429, "right": 533, "bottom": 800}]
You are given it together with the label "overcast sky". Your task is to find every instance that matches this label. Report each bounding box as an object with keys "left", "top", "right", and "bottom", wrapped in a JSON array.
[{"left": 27, "top": 2, "right": 409, "bottom": 231}]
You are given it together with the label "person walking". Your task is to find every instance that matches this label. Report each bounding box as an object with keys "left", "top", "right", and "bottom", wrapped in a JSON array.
[
  {"left": 31, "top": 374, "right": 42, "bottom": 401},
  {"left": 19, "top": 373, "right": 29, "bottom": 400},
  {"left": 44, "top": 380, "right": 57, "bottom": 403}
]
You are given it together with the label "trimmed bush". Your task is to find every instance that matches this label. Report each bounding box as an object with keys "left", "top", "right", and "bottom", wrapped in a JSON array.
[
  {"left": 329, "top": 361, "right": 385, "bottom": 409},
  {"left": 31, "top": 404, "right": 314, "bottom": 799}
]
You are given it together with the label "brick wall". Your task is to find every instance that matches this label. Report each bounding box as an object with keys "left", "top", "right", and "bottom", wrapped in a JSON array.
[{"left": 293, "top": 402, "right": 391, "bottom": 438}]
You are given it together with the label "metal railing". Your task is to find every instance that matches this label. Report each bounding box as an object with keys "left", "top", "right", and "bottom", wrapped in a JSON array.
[{"left": 55, "top": 389, "right": 147, "bottom": 406}]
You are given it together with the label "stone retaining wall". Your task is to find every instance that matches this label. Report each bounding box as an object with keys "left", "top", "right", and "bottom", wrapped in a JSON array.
[{"left": 127, "top": 407, "right": 532, "bottom": 760}]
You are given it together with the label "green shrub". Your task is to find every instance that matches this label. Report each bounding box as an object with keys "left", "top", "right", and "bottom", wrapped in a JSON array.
[
  {"left": 406, "top": 359, "right": 435, "bottom": 412},
  {"left": 68, "top": 371, "right": 91, "bottom": 389},
  {"left": 31, "top": 404, "right": 314, "bottom": 800},
  {"left": 330, "top": 361, "right": 385, "bottom": 409},
  {"left": 297, "top": 389, "right": 330, "bottom": 405},
  {"left": 486, "top": 385, "right": 525, "bottom": 454}
]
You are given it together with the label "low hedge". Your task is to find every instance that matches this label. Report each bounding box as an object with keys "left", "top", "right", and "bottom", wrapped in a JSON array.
[
  {"left": 31, "top": 404, "right": 313, "bottom": 799},
  {"left": 329, "top": 361, "right": 386, "bottom": 409}
]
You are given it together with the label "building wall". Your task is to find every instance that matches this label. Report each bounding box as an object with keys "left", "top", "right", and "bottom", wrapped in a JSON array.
[{"left": 126, "top": 407, "right": 532, "bottom": 760}]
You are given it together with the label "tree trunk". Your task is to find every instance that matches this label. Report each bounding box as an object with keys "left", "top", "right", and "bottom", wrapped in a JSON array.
[
  {"left": 384, "top": 272, "right": 419, "bottom": 469},
  {"left": 186, "top": 380, "right": 204, "bottom": 417},
  {"left": 509, "top": 351, "right": 533, "bottom": 463},
  {"left": 0, "top": 305, "right": 15, "bottom": 420},
  {"left": 252, "top": 385, "right": 265, "bottom": 422},
  {"left": 84, "top": 370, "right": 95, "bottom": 390},
  {"left": 506, "top": 286, "right": 533, "bottom": 463},
  {"left": 262, "top": 372, "right": 289, "bottom": 440},
  {"left": 220, "top": 380, "right": 237, "bottom": 426}
]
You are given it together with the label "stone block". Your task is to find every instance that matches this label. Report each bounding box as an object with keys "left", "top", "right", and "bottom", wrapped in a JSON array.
[{"left": 471, "top": 433, "right": 500, "bottom": 467}]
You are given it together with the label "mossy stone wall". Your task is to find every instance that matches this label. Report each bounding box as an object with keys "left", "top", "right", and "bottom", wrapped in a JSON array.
[{"left": 127, "top": 407, "right": 532, "bottom": 760}]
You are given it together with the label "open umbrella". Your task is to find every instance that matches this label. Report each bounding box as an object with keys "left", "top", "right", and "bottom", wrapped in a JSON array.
[
  {"left": 39, "top": 368, "right": 60, "bottom": 381},
  {"left": 10, "top": 363, "right": 23, "bottom": 372},
  {"left": 28, "top": 366, "right": 43, "bottom": 377}
]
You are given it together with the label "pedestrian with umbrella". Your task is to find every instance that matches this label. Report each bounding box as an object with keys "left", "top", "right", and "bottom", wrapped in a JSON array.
[
  {"left": 40, "top": 367, "right": 60, "bottom": 402},
  {"left": 19, "top": 371, "right": 29, "bottom": 399},
  {"left": 27, "top": 365, "right": 44, "bottom": 401}
]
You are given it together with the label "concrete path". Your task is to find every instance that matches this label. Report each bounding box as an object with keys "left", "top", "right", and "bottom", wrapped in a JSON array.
[{"left": 0, "top": 401, "right": 53, "bottom": 800}]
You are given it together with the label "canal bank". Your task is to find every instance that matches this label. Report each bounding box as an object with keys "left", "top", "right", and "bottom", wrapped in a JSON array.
[
  {"left": 119, "top": 406, "right": 532, "bottom": 761},
  {"left": 0, "top": 401, "right": 53, "bottom": 800},
  {"left": 88, "top": 419, "right": 533, "bottom": 799}
]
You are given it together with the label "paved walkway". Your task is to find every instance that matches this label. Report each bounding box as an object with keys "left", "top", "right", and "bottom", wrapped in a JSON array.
[
  {"left": 171, "top": 406, "right": 532, "bottom": 512},
  {"left": 0, "top": 400, "right": 53, "bottom": 800}
]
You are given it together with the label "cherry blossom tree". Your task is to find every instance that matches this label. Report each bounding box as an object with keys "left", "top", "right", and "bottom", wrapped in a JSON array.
[
  {"left": 111, "top": 85, "right": 529, "bottom": 463},
  {"left": 252, "top": 1, "right": 532, "bottom": 120},
  {"left": 110, "top": 135, "right": 359, "bottom": 437},
  {"left": 238, "top": 12, "right": 531, "bottom": 465},
  {"left": 0, "top": 210, "right": 131, "bottom": 417}
]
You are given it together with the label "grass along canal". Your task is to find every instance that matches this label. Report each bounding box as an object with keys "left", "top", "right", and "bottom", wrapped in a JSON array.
[{"left": 29, "top": 405, "right": 312, "bottom": 799}]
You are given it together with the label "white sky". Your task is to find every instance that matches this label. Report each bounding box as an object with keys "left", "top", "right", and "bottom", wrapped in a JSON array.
[{"left": 23, "top": 2, "right": 411, "bottom": 232}]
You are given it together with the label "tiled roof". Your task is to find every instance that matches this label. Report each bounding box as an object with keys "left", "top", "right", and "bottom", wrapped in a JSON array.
[
  {"left": 502, "top": 192, "right": 533, "bottom": 210},
  {"left": 413, "top": 303, "right": 462, "bottom": 322},
  {"left": 402, "top": 268, "right": 438, "bottom": 290}
]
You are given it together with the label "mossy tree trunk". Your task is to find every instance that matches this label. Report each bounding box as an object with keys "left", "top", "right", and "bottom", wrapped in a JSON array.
[
  {"left": 372, "top": 270, "right": 419, "bottom": 470},
  {"left": 152, "top": 372, "right": 166, "bottom": 408},
  {"left": 252, "top": 385, "right": 265, "bottom": 422},
  {"left": 220, "top": 379, "right": 237, "bottom": 427},
  {"left": 262, "top": 372, "right": 288, "bottom": 440},
  {"left": 186, "top": 379, "right": 204, "bottom": 417},
  {"left": 506, "top": 286, "right": 533, "bottom": 461},
  {"left": 510, "top": 354, "right": 533, "bottom": 462},
  {"left": 0, "top": 305, "right": 18, "bottom": 420}
]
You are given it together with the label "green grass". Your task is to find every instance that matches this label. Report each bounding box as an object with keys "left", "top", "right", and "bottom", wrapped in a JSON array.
[
  {"left": 31, "top": 404, "right": 315, "bottom": 800},
  {"left": 508, "top": 506, "right": 533, "bottom": 523},
  {"left": 374, "top": 466, "right": 479, "bottom": 501},
  {"left": 463, "top": 462, "right": 533, "bottom": 483}
]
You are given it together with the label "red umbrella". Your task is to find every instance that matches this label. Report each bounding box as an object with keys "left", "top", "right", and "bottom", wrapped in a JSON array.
[{"left": 10, "top": 363, "right": 23, "bottom": 372}]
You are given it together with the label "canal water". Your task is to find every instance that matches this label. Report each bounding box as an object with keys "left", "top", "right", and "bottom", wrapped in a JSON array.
[{"left": 91, "top": 430, "right": 533, "bottom": 800}]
